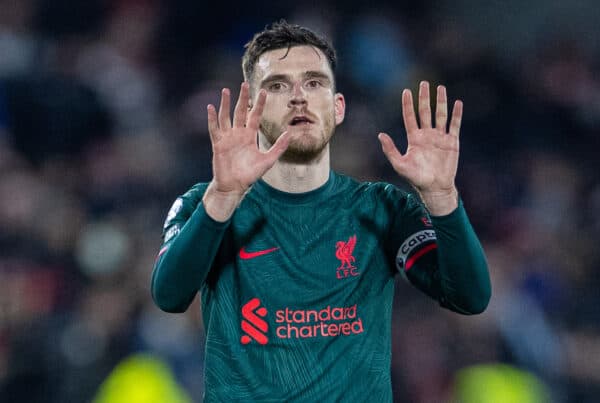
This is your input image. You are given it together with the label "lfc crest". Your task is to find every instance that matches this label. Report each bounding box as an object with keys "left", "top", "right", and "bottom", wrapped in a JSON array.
[{"left": 336, "top": 235, "right": 359, "bottom": 279}]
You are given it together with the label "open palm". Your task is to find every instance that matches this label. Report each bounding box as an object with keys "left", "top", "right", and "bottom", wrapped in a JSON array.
[
  {"left": 207, "top": 82, "right": 290, "bottom": 195},
  {"left": 379, "top": 81, "right": 462, "bottom": 195}
]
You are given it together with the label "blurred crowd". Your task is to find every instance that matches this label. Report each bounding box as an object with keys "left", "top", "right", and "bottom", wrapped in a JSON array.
[{"left": 0, "top": 1, "right": 599, "bottom": 402}]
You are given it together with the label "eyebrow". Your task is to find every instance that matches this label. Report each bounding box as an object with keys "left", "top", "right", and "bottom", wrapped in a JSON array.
[
  {"left": 260, "top": 71, "right": 332, "bottom": 87},
  {"left": 260, "top": 74, "right": 290, "bottom": 87},
  {"left": 304, "top": 71, "right": 331, "bottom": 82}
]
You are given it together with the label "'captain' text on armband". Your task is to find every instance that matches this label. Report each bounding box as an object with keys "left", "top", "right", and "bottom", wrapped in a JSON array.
[{"left": 395, "top": 230, "right": 437, "bottom": 271}]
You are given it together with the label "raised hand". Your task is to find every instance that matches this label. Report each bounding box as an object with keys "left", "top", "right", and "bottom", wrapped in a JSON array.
[
  {"left": 378, "top": 81, "right": 462, "bottom": 215},
  {"left": 203, "top": 82, "right": 290, "bottom": 221}
]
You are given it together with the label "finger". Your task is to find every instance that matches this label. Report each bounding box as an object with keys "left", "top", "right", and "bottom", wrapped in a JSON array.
[
  {"left": 449, "top": 100, "right": 463, "bottom": 138},
  {"left": 261, "top": 131, "right": 291, "bottom": 170},
  {"left": 401, "top": 89, "right": 419, "bottom": 134},
  {"left": 378, "top": 132, "right": 408, "bottom": 176},
  {"left": 435, "top": 85, "right": 448, "bottom": 131},
  {"left": 207, "top": 104, "right": 220, "bottom": 143},
  {"left": 248, "top": 89, "right": 267, "bottom": 131},
  {"left": 418, "top": 81, "right": 432, "bottom": 129},
  {"left": 218, "top": 88, "right": 232, "bottom": 130},
  {"left": 233, "top": 82, "right": 249, "bottom": 128}
]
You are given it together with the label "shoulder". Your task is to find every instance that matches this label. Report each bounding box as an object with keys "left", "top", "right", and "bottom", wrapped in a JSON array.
[
  {"left": 162, "top": 182, "right": 209, "bottom": 229},
  {"left": 170, "top": 182, "right": 210, "bottom": 211},
  {"left": 331, "top": 173, "right": 423, "bottom": 216},
  {"left": 335, "top": 172, "right": 412, "bottom": 204},
  {"left": 181, "top": 182, "right": 210, "bottom": 200}
]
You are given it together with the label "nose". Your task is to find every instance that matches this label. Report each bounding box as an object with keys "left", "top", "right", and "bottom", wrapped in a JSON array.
[{"left": 288, "top": 82, "right": 307, "bottom": 107}]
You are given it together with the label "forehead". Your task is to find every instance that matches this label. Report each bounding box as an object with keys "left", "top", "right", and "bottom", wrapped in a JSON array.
[{"left": 254, "top": 45, "right": 333, "bottom": 82}]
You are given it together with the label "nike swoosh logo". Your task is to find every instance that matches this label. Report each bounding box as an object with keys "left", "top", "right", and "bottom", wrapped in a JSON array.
[{"left": 239, "top": 246, "right": 279, "bottom": 260}]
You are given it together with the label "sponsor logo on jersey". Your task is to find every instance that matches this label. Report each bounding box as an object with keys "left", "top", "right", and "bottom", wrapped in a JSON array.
[
  {"left": 239, "top": 246, "right": 279, "bottom": 260},
  {"left": 241, "top": 298, "right": 269, "bottom": 345},
  {"left": 335, "top": 235, "right": 359, "bottom": 279},
  {"left": 275, "top": 305, "right": 364, "bottom": 339},
  {"left": 396, "top": 229, "right": 437, "bottom": 271},
  {"left": 240, "top": 299, "right": 365, "bottom": 345}
]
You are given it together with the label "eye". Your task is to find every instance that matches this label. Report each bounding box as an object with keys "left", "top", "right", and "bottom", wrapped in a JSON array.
[
  {"left": 268, "top": 82, "right": 286, "bottom": 92},
  {"left": 306, "top": 80, "right": 322, "bottom": 88}
]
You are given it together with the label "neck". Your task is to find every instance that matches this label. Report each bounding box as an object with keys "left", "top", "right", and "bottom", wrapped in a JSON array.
[{"left": 261, "top": 143, "right": 331, "bottom": 193}]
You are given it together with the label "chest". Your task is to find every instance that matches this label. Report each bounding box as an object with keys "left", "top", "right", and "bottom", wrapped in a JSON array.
[{"left": 218, "top": 202, "right": 392, "bottom": 308}]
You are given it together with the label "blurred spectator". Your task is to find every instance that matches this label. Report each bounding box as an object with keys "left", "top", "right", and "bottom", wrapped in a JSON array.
[{"left": 0, "top": 0, "right": 37, "bottom": 78}]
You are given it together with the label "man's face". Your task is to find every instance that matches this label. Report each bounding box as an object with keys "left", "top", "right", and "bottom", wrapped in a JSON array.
[{"left": 251, "top": 45, "right": 345, "bottom": 162}]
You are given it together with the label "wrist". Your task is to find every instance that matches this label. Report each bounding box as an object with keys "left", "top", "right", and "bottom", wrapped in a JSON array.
[
  {"left": 202, "top": 181, "right": 248, "bottom": 222},
  {"left": 419, "top": 187, "right": 459, "bottom": 216}
]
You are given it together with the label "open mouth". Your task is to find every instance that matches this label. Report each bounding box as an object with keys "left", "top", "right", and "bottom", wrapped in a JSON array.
[{"left": 289, "top": 116, "right": 314, "bottom": 126}]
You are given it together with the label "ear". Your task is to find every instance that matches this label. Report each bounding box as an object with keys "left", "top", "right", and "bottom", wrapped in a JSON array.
[{"left": 334, "top": 93, "right": 346, "bottom": 125}]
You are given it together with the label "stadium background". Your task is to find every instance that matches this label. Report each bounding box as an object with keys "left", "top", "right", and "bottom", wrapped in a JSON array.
[{"left": 0, "top": 0, "right": 599, "bottom": 401}]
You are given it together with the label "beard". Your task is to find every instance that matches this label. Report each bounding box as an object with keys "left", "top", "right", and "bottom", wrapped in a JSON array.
[{"left": 259, "top": 108, "right": 336, "bottom": 164}]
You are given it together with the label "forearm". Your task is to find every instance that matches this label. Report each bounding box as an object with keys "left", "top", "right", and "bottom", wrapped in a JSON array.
[
  {"left": 430, "top": 200, "right": 491, "bottom": 314},
  {"left": 151, "top": 204, "right": 229, "bottom": 312}
]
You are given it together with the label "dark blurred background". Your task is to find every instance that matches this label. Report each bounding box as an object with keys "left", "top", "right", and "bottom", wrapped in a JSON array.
[{"left": 0, "top": 1, "right": 599, "bottom": 402}]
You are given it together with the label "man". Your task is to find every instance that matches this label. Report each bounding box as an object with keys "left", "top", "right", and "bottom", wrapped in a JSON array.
[{"left": 152, "top": 20, "right": 491, "bottom": 402}]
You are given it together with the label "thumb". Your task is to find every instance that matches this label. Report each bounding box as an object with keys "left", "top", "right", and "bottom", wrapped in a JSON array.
[
  {"left": 378, "top": 133, "right": 408, "bottom": 175},
  {"left": 260, "top": 131, "right": 291, "bottom": 171}
]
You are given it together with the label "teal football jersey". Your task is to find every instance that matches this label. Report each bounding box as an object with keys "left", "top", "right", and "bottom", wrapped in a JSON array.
[{"left": 152, "top": 171, "right": 490, "bottom": 402}]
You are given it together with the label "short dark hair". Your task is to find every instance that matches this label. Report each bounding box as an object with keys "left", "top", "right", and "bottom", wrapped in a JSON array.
[{"left": 242, "top": 20, "right": 337, "bottom": 85}]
